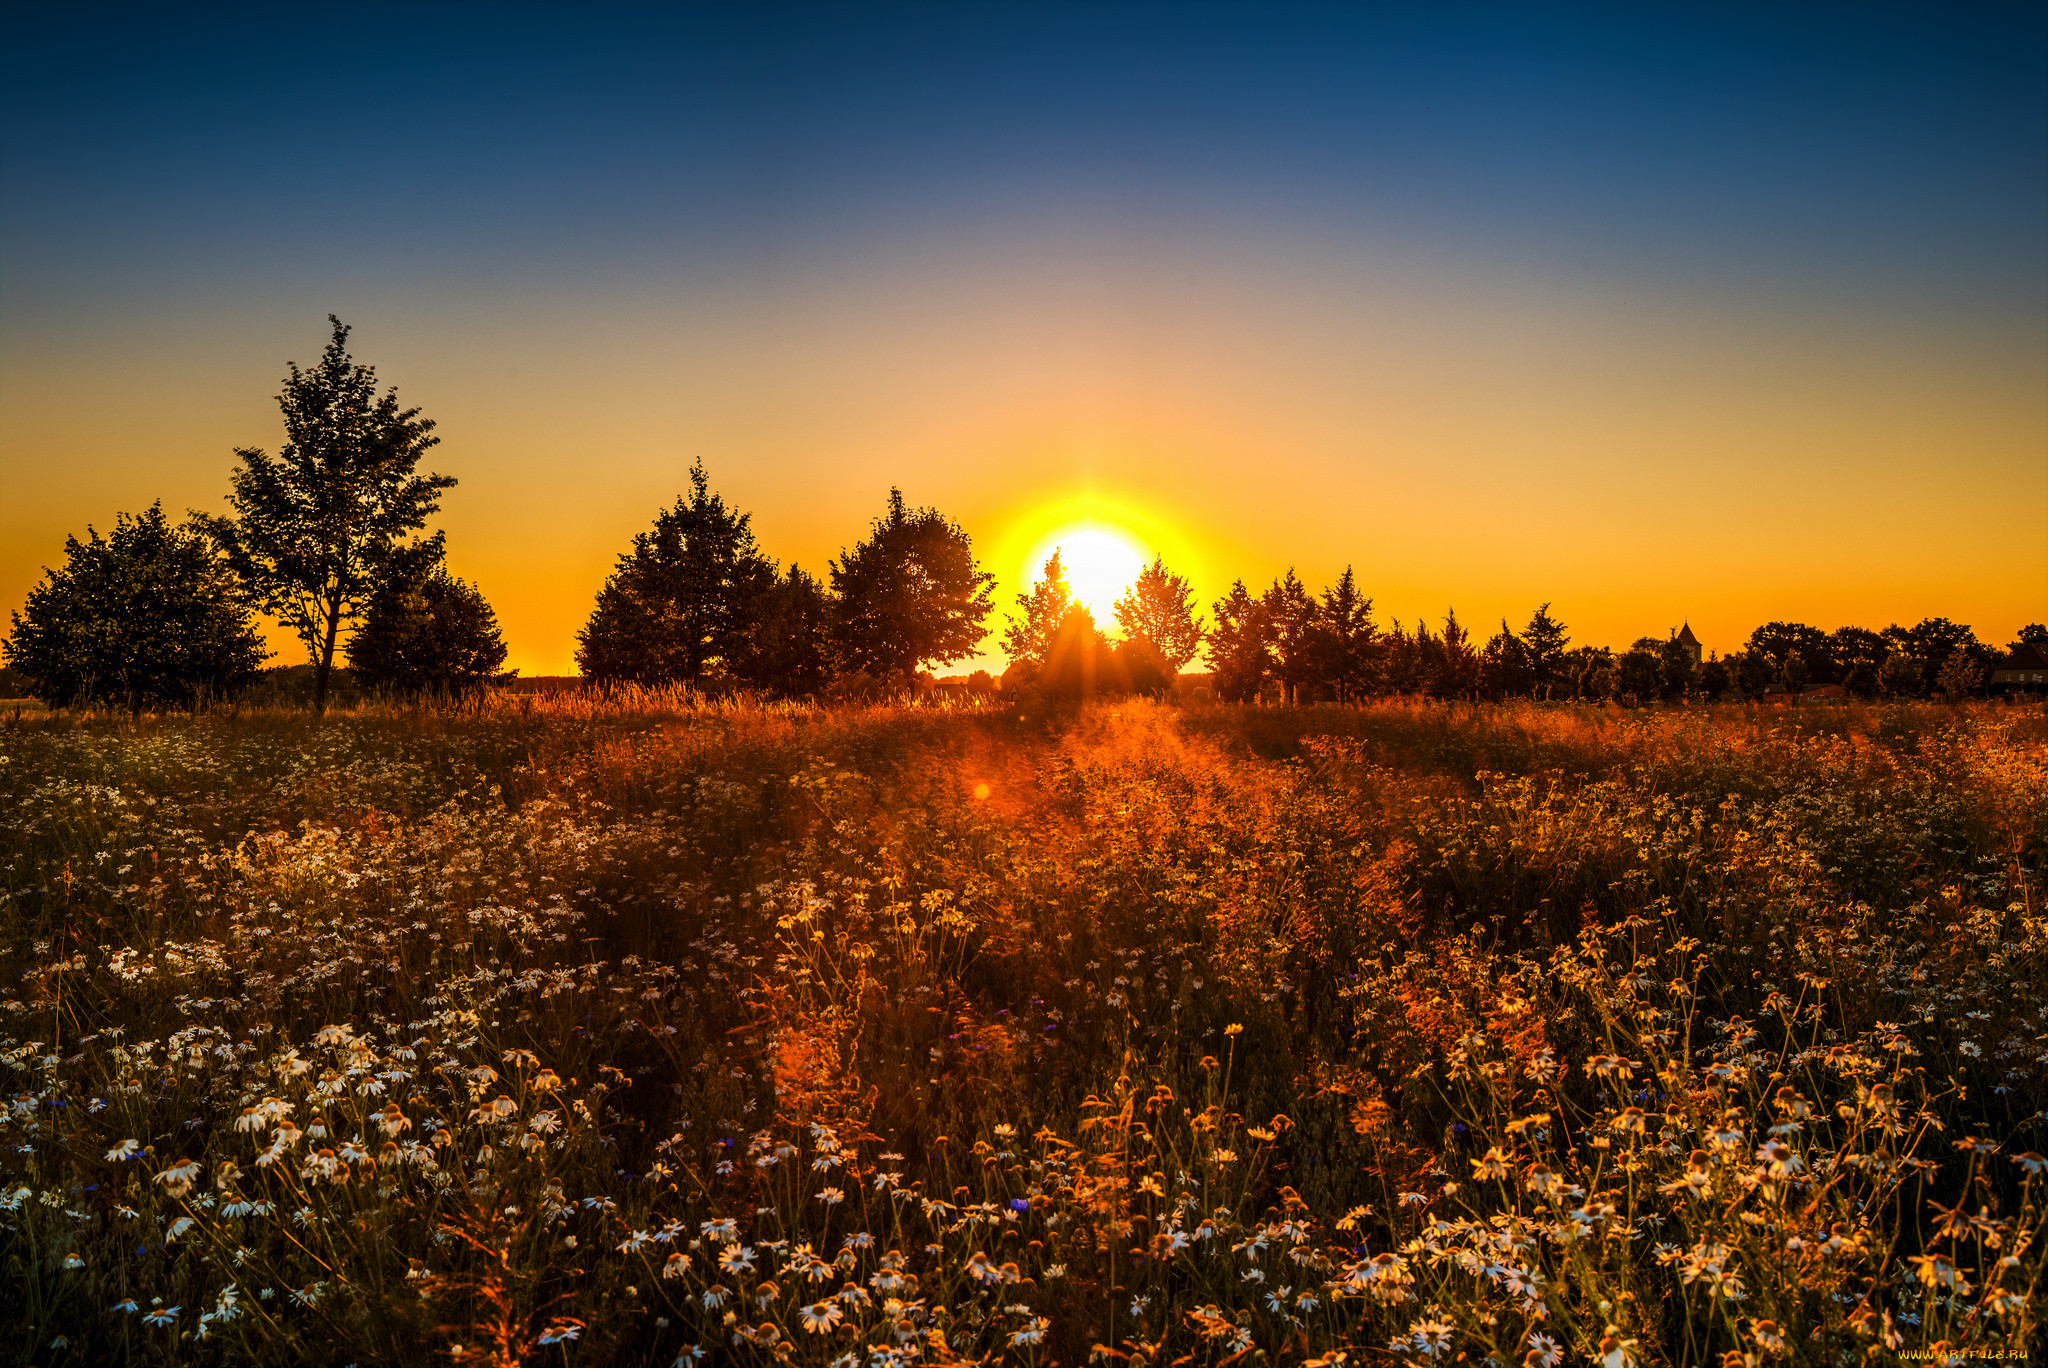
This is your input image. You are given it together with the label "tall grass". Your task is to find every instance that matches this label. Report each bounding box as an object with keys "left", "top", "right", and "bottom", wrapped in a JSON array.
[{"left": 1, "top": 695, "right": 2042, "bottom": 1364}]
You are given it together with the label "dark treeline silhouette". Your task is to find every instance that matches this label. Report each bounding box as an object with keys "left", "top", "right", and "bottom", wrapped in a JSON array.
[
  {"left": 6, "top": 316, "right": 2045, "bottom": 711},
  {"left": 575, "top": 478, "right": 992, "bottom": 696},
  {"left": 1184, "top": 564, "right": 2045, "bottom": 704}
]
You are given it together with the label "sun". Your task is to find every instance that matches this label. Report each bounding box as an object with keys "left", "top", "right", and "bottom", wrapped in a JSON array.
[{"left": 1028, "top": 524, "right": 1147, "bottom": 624}]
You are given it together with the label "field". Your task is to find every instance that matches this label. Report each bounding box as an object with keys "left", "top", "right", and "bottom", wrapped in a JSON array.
[{"left": 1, "top": 695, "right": 2043, "bottom": 1366}]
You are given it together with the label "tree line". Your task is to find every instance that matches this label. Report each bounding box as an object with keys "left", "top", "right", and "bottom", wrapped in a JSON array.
[{"left": 4, "top": 317, "right": 2041, "bottom": 711}]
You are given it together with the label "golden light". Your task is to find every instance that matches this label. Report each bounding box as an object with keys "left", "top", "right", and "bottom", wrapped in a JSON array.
[{"left": 1027, "top": 523, "right": 1147, "bottom": 624}]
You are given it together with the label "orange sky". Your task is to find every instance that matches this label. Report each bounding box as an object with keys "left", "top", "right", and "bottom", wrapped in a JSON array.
[
  {"left": 5, "top": 7, "right": 2045, "bottom": 676},
  {"left": 4, "top": 220, "right": 2042, "bottom": 677}
]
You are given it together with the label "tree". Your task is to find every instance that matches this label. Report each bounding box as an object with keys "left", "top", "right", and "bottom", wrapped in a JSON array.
[
  {"left": 1877, "top": 652, "right": 1921, "bottom": 698},
  {"left": 829, "top": 490, "right": 994, "bottom": 678},
  {"left": 1004, "top": 550, "right": 1071, "bottom": 666},
  {"left": 1564, "top": 645, "right": 1613, "bottom": 700},
  {"left": 1383, "top": 620, "right": 1423, "bottom": 695},
  {"left": 1882, "top": 618, "right": 1984, "bottom": 694},
  {"left": 575, "top": 463, "right": 775, "bottom": 685},
  {"left": 1615, "top": 646, "right": 1662, "bottom": 702},
  {"left": 4, "top": 503, "right": 268, "bottom": 711},
  {"left": 744, "top": 565, "right": 834, "bottom": 697},
  {"left": 1261, "top": 568, "right": 1319, "bottom": 705},
  {"left": 1315, "top": 567, "right": 1378, "bottom": 702},
  {"left": 1659, "top": 631, "right": 1699, "bottom": 699},
  {"left": 1206, "top": 580, "right": 1270, "bottom": 703},
  {"left": 1113, "top": 635, "right": 1176, "bottom": 698},
  {"left": 2013, "top": 624, "right": 2048, "bottom": 651},
  {"left": 1431, "top": 608, "right": 1478, "bottom": 698},
  {"left": 1830, "top": 626, "right": 1885, "bottom": 698},
  {"left": 1480, "top": 622, "right": 1532, "bottom": 699},
  {"left": 1935, "top": 647, "right": 1983, "bottom": 699},
  {"left": 347, "top": 564, "right": 511, "bottom": 696},
  {"left": 1778, "top": 651, "right": 1811, "bottom": 695},
  {"left": 1747, "top": 622, "right": 1837, "bottom": 685},
  {"left": 1112, "top": 557, "right": 1205, "bottom": 671},
  {"left": 1698, "top": 653, "right": 1732, "bottom": 700},
  {"left": 200, "top": 316, "right": 454, "bottom": 714},
  {"left": 1037, "top": 603, "right": 1117, "bottom": 700},
  {"left": 1729, "top": 649, "right": 1776, "bottom": 699},
  {"left": 1521, "top": 603, "right": 1571, "bottom": 698}
]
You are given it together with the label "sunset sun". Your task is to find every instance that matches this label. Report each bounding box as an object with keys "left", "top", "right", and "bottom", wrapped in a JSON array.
[{"left": 1030, "top": 524, "right": 1146, "bottom": 622}]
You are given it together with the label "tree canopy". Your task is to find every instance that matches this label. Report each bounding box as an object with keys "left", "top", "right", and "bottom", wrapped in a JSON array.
[
  {"left": 829, "top": 490, "right": 994, "bottom": 678},
  {"left": 347, "top": 564, "right": 511, "bottom": 695},
  {"left": 1112, "top": 557, "right": 1205, "bottom": 671},
  {"left": 576, "top": 463, "right": 776, "bottom": 686},
  {"left": 199, "top": 316, "right": 453, "bottom": 713}
]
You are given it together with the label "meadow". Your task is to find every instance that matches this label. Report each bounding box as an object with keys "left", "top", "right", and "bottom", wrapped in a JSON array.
[{"left": 0, "top": 694, "right": 2042, "bottom": 1366}]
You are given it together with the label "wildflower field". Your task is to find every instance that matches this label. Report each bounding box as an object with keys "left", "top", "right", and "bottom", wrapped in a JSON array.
[{"left": 1, "top": 695, "right": 2043, "bottom": 1367}]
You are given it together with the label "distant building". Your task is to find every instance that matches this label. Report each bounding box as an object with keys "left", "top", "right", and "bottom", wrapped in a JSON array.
[
  {"left": 1990, "top": 642, "right": 2048, "bottom": 690},
  {"left": 1675, "top": 622, "right": 1702, "bottom": 665}
]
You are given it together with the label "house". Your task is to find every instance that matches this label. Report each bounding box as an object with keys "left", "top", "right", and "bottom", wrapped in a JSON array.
[
  {"left": 1675, "top": 622, "right": 1702, "bottom": 665},
  {"left": 1990, "top": 642, "right": 2048, "bottom": 690}
]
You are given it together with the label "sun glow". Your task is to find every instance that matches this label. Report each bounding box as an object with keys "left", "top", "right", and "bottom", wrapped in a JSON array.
[{"left": 1028, "top": 524, "right": 1147, "bottom": 625}]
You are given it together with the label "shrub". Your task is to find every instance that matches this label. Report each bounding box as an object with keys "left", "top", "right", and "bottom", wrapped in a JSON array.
[
  {"left": 3, "top": 503, "right": 267, "bottom": 711},
  {"left": 348, "top": 566, "right": 512, "bottom": 696}
]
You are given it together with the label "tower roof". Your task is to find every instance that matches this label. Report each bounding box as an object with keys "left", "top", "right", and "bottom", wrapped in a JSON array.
[{"left": 1676, "top": 622, "right": 1701, "bottom": 647}]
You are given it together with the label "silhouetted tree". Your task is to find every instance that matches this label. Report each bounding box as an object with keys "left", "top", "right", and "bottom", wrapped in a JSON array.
[
  {"left": 1314, "top": 567, "right": 1378, "bottom": 702},
  {"left": 829, "top": 490, "right": 994, "bottom": 679},
  {"left": 1577, "top": 654, "right": 1617, "bottom": 702},
  {"left": 1480, "top": 621, "right": 1532, "bottom": 699},
  {"left": 1207, "top": 580, "right": 1270, "bottom": 703},
  {"left": 199, "top": 316, "right": 453, "bottom": 714},
  {"left": 1113, "top": 636, "right": 1176, "bottom": 698},
  {"left": 1385, "top": 619, "right": 1428, "bottom": 696},
  {"left": 1829, "top": 626, "right": 1886, "bottom": 670},
  {"left": 1728, "top": 649, "right": 1775, "bottom": 699},
  {"left": 1747, "top": 622, "right": 1837, "bottom": 686},
  {"left": 348, "top": 563, "right": 511, "bottom": 696},
  {"left": 1112, "top": 556, "right": 1205, "bottom": 671},
  {"left": 576, "top": 463, "right": 776, "bottom": 686},
  {"left": 1935, "top": 647, "right": 1983, "bottom": 699},
  {"left": 1615, "top": 645, "right": 1662, "bottom": 702},
  {"left": 1658, "top": 631, "right": 1699, "bottom": 699},
  {"left": 1697, "top": 653, "right": 1732, "bottom": 700},
  {"left": 1563, "top": 645, "right": 1612, "bottom": 700},
  {"left": 5, "top": 504, "right": 268, "bottom": 711},
  {"left": 1839, "top": 656, "right": 1880, "bottom": 698},
  {"left": 1882, "top": 618, "right": 1983, "bottom": 694},
  {"left": 1003, "top": 550, "right": 1071, "bottom": 666},
  {"left": 1521, "top": 603, "right": 1571, "bottom": 698},
  {"left": 743, "top": 565, "right": 833, "bottom": 696},
  {"left": 2014, "top": 624, "right": 2048, "bottom": 650},
  {"left": 1262, "top": 569, "right": 1319, "bottom": 705},
  {"left": 1877, "top": 652, "right": 1920, "bottom": 698},
  {"left": 1431, "top": 608, "right": 1477, "bottom": 698},
  {"left": 1778, "top": 652, "right": 1811, "bottom": 695}
]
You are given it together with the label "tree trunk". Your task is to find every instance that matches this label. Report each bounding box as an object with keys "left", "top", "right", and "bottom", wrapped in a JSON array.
[{"left": 314, "top": 597, "right": 342, "bottom": 715}]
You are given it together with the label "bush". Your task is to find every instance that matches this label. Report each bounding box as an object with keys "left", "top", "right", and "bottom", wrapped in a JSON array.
[
  {"left": 2, "top": 503, "right": 267, "bottom": 711},
  {"left": 347, "top": 566, "right": 512, "bottom": 696}
]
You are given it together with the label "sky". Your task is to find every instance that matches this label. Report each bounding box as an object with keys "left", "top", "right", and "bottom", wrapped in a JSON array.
[{"left": 3, "top": 1, "right": 2044, "bottom": 677}]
